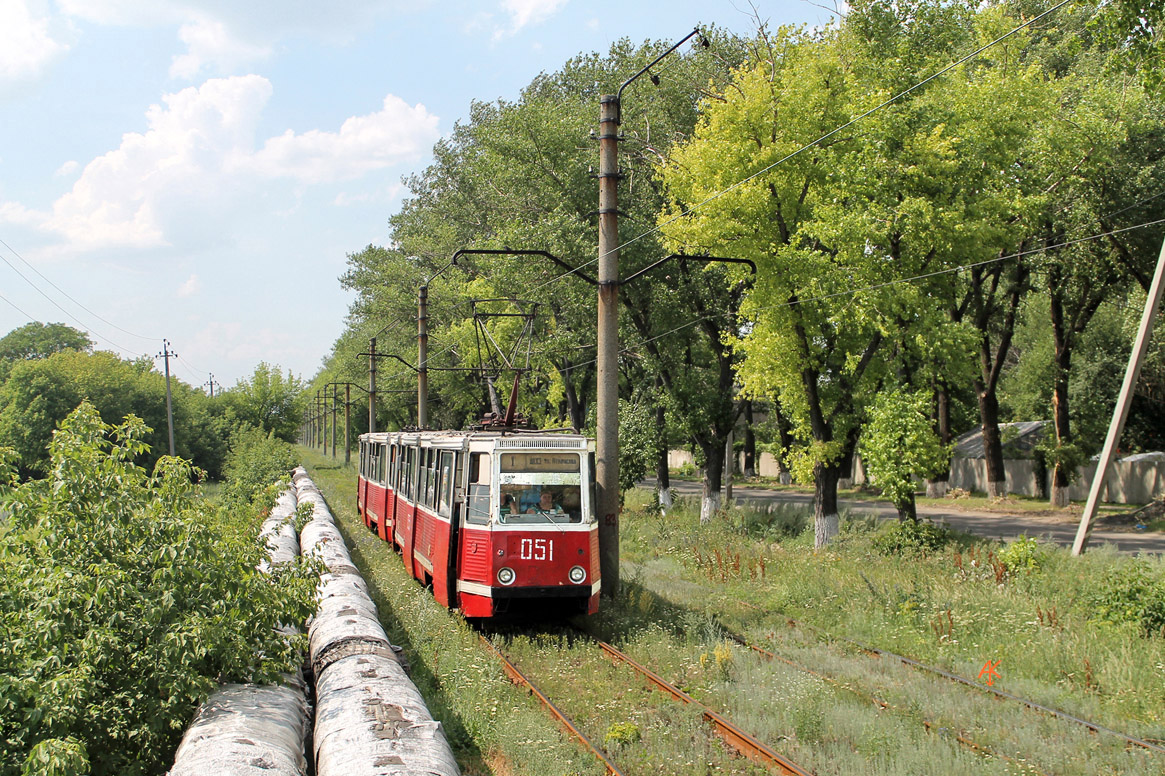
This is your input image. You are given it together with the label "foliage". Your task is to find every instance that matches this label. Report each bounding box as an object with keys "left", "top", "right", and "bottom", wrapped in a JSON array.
[
  {"left": 997, "top": 535, "right": 1048, "bottom": 576},
  {"left": 20, "top": 738, "right": 88, "bottom": 776},
  {"left": 0, "top": 349, "right": 229, "bottom": 479},
  {"left": 0, "top": 322, "right": 92, "bottom": 361},
  {"left": 861, "top": 390, "right": 950, "bottom": 518},
  {"left": 217, "top": 361, "right": 306, "bottom": 443},
  {"left": 220, "top": 424, "right": 300, "bottom": 508},
  {"left": 1087, "top": 559, "right": 1165, "bottom": 636},
  {"left": 871, "top": 519, "right": 951, "bottom": 557},
  {"left": 617, "top": 398, "right": 655, "bottom": 496},
  {"left": 0, "top": 403, "right": 316, "bottom": 775}
]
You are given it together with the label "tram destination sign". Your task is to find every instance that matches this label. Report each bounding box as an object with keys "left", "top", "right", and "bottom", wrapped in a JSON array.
[{"left": 500, "top": 452, "right": 580, "bottom": 473}]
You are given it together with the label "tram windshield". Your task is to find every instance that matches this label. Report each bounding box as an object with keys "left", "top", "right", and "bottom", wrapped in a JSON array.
[{"left": 496, "top": 451, "right": 585, "bottom": 524}]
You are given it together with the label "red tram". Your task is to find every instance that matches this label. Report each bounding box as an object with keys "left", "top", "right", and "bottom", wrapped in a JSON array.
[{"left": 356, "top": 429, "right": 600, "bottom": 617}]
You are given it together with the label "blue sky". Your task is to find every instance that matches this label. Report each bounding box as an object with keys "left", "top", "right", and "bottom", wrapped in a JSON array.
[{"left": 0, "top": 0, "right": 835, "bottom": 389}]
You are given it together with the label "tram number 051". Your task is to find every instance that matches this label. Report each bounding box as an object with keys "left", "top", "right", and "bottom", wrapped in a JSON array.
[{"left": 519, "top": 538, "right": 554, "bottom": 561}]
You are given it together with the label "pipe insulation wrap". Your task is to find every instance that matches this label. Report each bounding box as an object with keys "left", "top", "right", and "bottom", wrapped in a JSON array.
[{"left": 314, "top": 653, "right": 459, "bottom": 776}]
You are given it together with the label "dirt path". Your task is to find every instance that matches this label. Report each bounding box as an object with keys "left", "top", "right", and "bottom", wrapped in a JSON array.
[{"left": 650, "top": 479, "right": 1165, "bottom": 554}]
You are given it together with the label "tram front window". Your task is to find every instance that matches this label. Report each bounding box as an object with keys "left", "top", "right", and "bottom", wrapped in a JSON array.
[{"left": 498, "top": 484, "right": 582, "bottom": 523}]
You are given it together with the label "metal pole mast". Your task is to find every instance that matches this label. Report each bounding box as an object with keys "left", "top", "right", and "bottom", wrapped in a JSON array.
[
  {"left": 330, "top": 384, "right": 337, "bottom": 459},
  {"left": 595, "top": 93, "right": 621, "bottom": 598},
  {"left": 418, "top": 285, "right": 429, "bottom": 428},
  {"left": 1072, "top": 236, "right": 1165, "bottom": 554}
]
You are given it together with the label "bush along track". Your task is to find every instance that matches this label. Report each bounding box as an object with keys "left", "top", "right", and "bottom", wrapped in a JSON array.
[
  {"left": 0, "top": 403, "right": 315, "bottom": 776},
  {"left": 169, "top": 484, "right": 312, "bottom": 775}
]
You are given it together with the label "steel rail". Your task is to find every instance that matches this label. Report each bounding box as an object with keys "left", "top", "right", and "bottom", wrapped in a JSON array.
[
  {"left": 477, "top": 634, "right": 627, "bottom": 776},
  {"left": 595, "top": 641, "right": 814, "bottom": 776},
  {"left": 781, "top": 618, "right": 1165, "bottom": 756},
  {"left": 728, "top": 633, "right": 1053, "bottom": 776}
]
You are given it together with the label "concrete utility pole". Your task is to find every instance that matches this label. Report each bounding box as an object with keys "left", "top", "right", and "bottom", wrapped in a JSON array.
[
  {"left": 1072, "top": 236, "right": 1165, "bottom": 555},
  {"left": 368, "top": 337, "right": 377, "bottom": 433},
  {"left": 156, "top": 339, "right": 176, "bottom": 456},
  {"left": 331, "top": 384, "right": 338, "bottom": 459},
  {"left": 594, "top": 28, "right": 702, "bottom": 600},
  {"left": 596, "top": 92, "right": 622, "bottom": 598},
  {"left": 418, "top": 285, "right": 430, "bottom": 429},
  {"left": 345, "top": 383, "right": 352, "bottom": 465}
]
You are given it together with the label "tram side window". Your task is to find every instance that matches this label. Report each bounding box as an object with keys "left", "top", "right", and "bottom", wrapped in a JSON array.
[
  {"left": 466, "top": 452, "right": 490, "bottom": 525},
  {"left": 388, "top": 444, "right": 398, "bottom": 489},
  {"left": 437, "top": 451, "right": 455, "bottom": 518},
  {"left": 401, "top": 446, "right": 413, "bottom": 499},
  {"left": 425, "top": 449, "right": 438, "bottom": 508}
]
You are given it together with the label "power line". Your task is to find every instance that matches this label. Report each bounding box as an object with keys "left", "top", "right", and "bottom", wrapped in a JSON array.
[
  {"left": 537, "top": 216, "right": 1165, "bottom": 374},
  {"left": 517, "top": 0, "right": 1078, "bottom": 299},
  {"left": 0, "top": 235, "right": 161, "bottom": 344},
  {"left": 0, "top": 247, "right": 139, "bottom": 353}
]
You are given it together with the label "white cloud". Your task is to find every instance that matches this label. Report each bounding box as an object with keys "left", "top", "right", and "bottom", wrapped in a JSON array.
[
  {"left": 500, "top": 0, "right": 567, "bottom": 32},
  {"left": 170, "top": 16, "right": 271, "bottom": 79},
  {"left": 177, "top": 273, "right": 201, "bottom": 297},
  {"left": 56, "top": 1, "right": 414, "bottom": 78},
  {"left": 55, "top": 160, "right": 79, "bottom": 177},
  {"left": 249, "top": 95, "right": 439, "bottom": 184},
  {"left": 0, "top": 0, "right": 69, "bottom": 82},
  {"left": 21, "top": 76, "right": 438, "bottom": 253}
]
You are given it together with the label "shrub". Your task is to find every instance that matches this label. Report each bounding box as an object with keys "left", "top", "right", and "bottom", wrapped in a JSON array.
[
  {"left": 0, "top": 403, "right": 316, "bottom": 775},
  {"left": 1087, "top": 560, "right": 1165, "bottom": 636},
  {"left": 998, "top": 535, "right": 1046, "bottom": 576},
  {"left": 872, "top": 519, "right": 951, "bottom": 556}
]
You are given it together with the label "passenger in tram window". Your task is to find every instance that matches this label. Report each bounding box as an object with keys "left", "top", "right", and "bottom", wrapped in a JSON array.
[
  {"left": 499, "top": 493, "right": 518, "bottom": 518},
  {"left": 528, "top": 489, "right": 562, "bottom": 514}
]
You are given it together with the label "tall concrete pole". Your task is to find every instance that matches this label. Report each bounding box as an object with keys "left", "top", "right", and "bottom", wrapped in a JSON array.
[
  {"left": 418, "top": 285, "right": 429, "bottom": 429},
  {"left": 345, "top": 383, "right": 351, "bottom": 465},
  {"left": 369, "top": 337, "right": 378, "bottom": 434},
  {"left": 596, "top": 94, "right": 621, "bottom": 598},
  {"left": 1072, "top": 236, "right": 1165, "bottom": 554},
  {"left": 159, "top": 339, "right": 176, "bottom": 456}
]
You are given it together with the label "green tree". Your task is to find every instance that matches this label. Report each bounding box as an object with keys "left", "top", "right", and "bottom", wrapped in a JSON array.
[
  {"left": 0, "top": 403, "right": 315, "bottom": 775},
  {"left": 861, "top": 390, "right": 951, "bottom": 519},
  {"left": 0, "top": 350, "right": 227, "bottom": 479},
  {"left": 0, "top": 322, "right": 92, "bottom": 362},
  {"left": 218, "top": 362, "right": 305, "bottom": 443}
]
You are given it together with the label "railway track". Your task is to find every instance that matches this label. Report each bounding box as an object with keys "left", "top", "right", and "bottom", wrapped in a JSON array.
[{"left": 479, "top": 630, "right": 814, "bottom": 775}]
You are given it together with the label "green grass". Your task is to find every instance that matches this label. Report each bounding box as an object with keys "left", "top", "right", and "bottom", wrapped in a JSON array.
[
  {"left": 298, "top": 450, "right": 1164, "bottom": 774},
  {"left": 298, "top": 448, "right": 605, "bottom": 776}
]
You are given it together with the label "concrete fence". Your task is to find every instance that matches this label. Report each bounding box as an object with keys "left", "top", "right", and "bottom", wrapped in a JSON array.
[{"left": 669, "top": 449, "right": 1165, "bottom": 505}]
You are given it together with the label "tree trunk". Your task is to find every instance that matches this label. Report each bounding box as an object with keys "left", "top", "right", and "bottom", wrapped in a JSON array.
[
  {"left": 743, "top": 400, "right": 757, "bottom": 478},
  {"left": 775, "top": 402, "right": 794, "bottom": 485},
  {"left": 926, "top": 381, "right": 951, "bottom": 498},
  {"left": 813, "top": 461, "right": 841, "bottom": 548},
  {"left": 700, "top": 440, "right": 725, "bottom": 523},
  {"left": 1049, "top": 273, "right": 1073, "bottom": 508},
  {"left": 896, "top": 490, "right": 917, "bottom": 521},
  {"left": 977, "top": 387, "right": 1008, "bottom": 498},
  {"left": 654, "top": 376, "right": 672, "bottom": 509},
  {"left": 562, "top": 376, "right": 586, "bottom": 433}
]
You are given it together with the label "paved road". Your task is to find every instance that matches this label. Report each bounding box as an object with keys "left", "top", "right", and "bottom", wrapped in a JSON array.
[{"left": 650, "top": 479, "right": 1165, "bottom": 554}]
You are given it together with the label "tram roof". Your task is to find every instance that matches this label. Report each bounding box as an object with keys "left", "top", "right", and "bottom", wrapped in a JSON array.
[{"left": 359, "top": 429, "right": 591, "bottom": 447}]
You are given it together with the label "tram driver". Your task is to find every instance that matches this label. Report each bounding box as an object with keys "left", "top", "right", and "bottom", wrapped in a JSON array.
[{"left": 527, "top": 489, "right": 563, "bottom": 514}]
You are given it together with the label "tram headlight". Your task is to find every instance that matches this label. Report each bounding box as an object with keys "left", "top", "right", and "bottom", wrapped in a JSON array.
[
  {"left": 568, "top": 565, "right": 586, "bottom": 584},
  {"left": 497, "top": 566, "right": 516, "bottom": 586}
]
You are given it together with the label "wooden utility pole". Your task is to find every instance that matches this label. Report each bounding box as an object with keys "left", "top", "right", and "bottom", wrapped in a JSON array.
[
  {"left": 1072, "top": 236, "right": 1165, "bottom": 554},
  {"left": 156, "top": 339, "right": 176, "bottom": 455}
]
